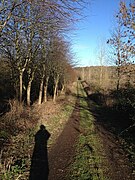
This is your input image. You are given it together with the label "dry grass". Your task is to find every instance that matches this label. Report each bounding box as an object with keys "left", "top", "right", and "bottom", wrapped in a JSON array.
[{"left": 32, "top": 82, "right": 77, "bottom": 149}]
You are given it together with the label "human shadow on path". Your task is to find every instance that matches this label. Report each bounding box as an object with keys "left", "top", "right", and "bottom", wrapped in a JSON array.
[{"left": 29, "top": 125, "right": 51, "bottom": 180}]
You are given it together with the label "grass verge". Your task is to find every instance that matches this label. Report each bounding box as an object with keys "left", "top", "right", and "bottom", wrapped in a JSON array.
[{"left": 45, "top": 95, "right": 76, "bottom": 149}]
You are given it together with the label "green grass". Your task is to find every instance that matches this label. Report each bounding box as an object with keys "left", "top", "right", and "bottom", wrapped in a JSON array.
[{"left": 69, "top": 81, "right": 109, "bottom": 180}]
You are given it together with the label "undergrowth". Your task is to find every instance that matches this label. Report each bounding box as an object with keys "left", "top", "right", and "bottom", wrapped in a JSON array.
[
  {"left": 0, "top": 100, "right": 38, "bottom": 180},
  {"left": 0, "top": 84, "right": 77, "bottom": 180}
]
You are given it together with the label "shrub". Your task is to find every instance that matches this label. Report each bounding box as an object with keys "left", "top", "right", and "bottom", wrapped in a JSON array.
[
  {"left": 111, "top": 87, "right": 135, "bottom": 122},
  {"left": 0, "top": 99, "right": 38, "bottom": 179}
]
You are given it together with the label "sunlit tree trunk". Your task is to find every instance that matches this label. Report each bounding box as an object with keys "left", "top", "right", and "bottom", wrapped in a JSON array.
[
  {"left": 44, "top": 76, "right": 49, "bottom": 103},
  {"left": 61, "top": 84, "right": 65, "bottom": 92},
  {"left": 38, "top": 76, "right": 44, "bottom": 105},
  {"left": 27, "top": 72, "right": 34, "bottom": 106},
  {"left": 53, "top": 75, "right": 59, "bottom": 102},
  {"left": 27, "top": 80, "right": 32, "bottom": 106},
  {"left": 19, "top": 65, "right": 27, "bottom": 104},
  {"left": 19, "top": 71, "right": 23, "bottom": 103}
]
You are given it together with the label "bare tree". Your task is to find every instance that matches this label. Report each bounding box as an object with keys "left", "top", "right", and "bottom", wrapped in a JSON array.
[
  {"left": 0, "top": 0, "right": 87, "bottom": 106},
  {"left": 49, "top": 37, "right": 71, "bottom": 102},
  {"left": 107, "top": 26, "right": 124, "bottom": 90},
  {"left": 0, "top": 0, "right": 28, "bottom": 33},
  {"left": 37, "top": 41, "right": 51, "bottom": 104},
  {"left": 107, "top": 1, "right": 135, "bottom": 89},
  {"left": 97, "top": 38, "right": 107, "bottom": 87}
]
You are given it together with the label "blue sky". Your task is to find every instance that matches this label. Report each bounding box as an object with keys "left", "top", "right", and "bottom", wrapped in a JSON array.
[{"left": 71, "top": 0, "right": 131, "bottom": 67}]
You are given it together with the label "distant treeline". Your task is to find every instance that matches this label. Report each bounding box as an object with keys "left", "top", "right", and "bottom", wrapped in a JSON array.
[{"left": 76, "top": 66, "right": 135, "bottom": 90}]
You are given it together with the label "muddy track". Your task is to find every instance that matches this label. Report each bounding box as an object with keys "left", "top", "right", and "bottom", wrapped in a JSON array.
[
  {"left": 48, "top": 89, "right": 134, "bottom": 180},
  {"left": 48, "top": 99, "right": 80, "bottom": 180}
]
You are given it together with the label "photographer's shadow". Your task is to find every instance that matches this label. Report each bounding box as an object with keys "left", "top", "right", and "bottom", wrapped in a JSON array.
[{"left": 29, "top": 125, "right": 50, "bottom": 180}]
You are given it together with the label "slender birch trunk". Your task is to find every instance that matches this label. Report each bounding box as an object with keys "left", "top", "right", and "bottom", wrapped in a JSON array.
[
  {"left": 27, "top": 72, "right": 34, "bottom": 106},
  {"left": 18, "top": 59, "right": 28, "bottom": 104},
  {"left": 38, "top": 76, "right": 44, "bottom": 105},
  {"left": 19, "top": 71, "right": 23, "bottom": 104},
  {"left": 27, "top": 80, "right": 32, "bottom": 106},
  {"left": 53, "top": 76, "right": 59, "bottom": 102}
]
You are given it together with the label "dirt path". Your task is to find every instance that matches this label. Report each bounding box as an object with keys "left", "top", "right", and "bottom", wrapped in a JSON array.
[
  {"left": 48, "top": 88, "right": 134, "bottom": 179},
  {"left": 48, "top": 100, "right": 80, "bottom": 180},
  {"left": 95, "top": 122, "right": 134, "bottom": 179}
]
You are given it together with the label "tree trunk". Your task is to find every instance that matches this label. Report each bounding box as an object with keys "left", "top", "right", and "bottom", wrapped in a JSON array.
[
  {"left": 19, "top": 71, "right": 23, "bottom": 104},
  {"left": 117, "top": 66, "right": 120, "bottom": 90},
  {"left": 38, "top": 77, "right": 44, "bottom": 105},
  {"left": 27, "top": 70, "right": 35, "bottom": 106},
  {"left": 53, "top": 76, "right": 59, "bottom": 102},
  {"left": 61, "top": 84, "right": 64, "bottom": 92},
  {"left": 27, "top": 80, "right": 32, "bottom": 106},
  {"left": 43, "top": 76, "right": 49, "bottom": 103}
]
